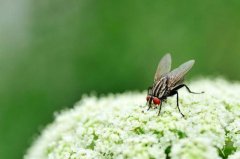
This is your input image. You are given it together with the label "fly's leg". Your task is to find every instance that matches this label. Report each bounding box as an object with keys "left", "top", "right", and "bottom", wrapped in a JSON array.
[
  {"left": 183, "top": 84, "right": 204, "bottom": 94},
  {"left": 173, "top": 84, "right": 204, "bottom": 94},
  {"left": 147, "top": 97, "right": 152, "bottom": 111},
  {"left": 157, "top": 101, "right": 162, "bottom": 116},
  {"left": 147, "top": 105, "right": 151, "bottom": 111},
  {"left": 169, "top": 90, "right": 185, "bottom": 117},
  {"left": 147, "top": 86, "right": 153, "bottom": 111},
  {"left": 176, "top": 91, "right": 185, "bottom": 117}
]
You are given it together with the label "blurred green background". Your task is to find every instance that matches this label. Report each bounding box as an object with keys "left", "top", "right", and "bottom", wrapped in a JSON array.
[{"left": 1, "top": 0, "right": 240, "bottom": 158}]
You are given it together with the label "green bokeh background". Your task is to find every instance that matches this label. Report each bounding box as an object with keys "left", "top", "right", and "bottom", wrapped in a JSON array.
[{"left": 1, "top": 0, "right": 240, "bottom": 158}]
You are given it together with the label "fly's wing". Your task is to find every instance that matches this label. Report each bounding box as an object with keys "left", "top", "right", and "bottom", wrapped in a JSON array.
[
  {"left": 154, "top": 53, "right": 172, "bottom": 82},
  {"left": 167, "top": 60, "right": 195, "bottom": 88}
]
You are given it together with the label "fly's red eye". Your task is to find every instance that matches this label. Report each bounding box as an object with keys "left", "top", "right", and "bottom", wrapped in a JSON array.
[
  {"left": 153, "top": 97, "right": 161, "bottom": 105},
  {"left": 146, "top": 96, "right": 151, "bottom": 101}
]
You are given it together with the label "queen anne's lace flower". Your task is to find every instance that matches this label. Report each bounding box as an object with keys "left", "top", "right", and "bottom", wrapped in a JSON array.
[
  {"left": 25, "top": 79, "right": 240, "bottom": 159},
  {"left": 228, "top": 151, "right": 240, "bottom": 159},
  {"left": 171, "top": 137, "right": 221, "bottom": 159}
]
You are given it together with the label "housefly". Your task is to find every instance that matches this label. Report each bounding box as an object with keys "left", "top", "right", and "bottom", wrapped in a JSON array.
[{"left": 146, "top": 53, "right": 203, "bottom": 117}]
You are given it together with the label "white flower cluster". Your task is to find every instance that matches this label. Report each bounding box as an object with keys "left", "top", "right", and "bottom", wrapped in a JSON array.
[{"left": 25, "top": 79, "right": 240, "bottom": 159}]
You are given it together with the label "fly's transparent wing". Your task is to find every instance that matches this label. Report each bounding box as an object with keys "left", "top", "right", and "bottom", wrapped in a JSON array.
[
  {"left": 167, "top": 60, "right": 195, "bottom": 88},
  {"left": 154, "top": 53, "right": 172, "bottom": 82}
]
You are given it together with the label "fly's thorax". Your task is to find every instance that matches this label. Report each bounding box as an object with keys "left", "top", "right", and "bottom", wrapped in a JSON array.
[{"left": 152, "top": 76, "right": 168, "bottom": 98}]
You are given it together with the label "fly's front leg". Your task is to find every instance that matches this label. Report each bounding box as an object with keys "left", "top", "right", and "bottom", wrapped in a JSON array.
[
  {"left": 147, "top": 86, "right": 153, "bottom": 110},
  {"left": 157, "top": 101, "right": 162, "bottom": 116},
  {"left": 147, "top": 97, "right": 152, "bottom": 111},
  {"left": 147, "top": 104, "right": 151, "bottom": 111}
]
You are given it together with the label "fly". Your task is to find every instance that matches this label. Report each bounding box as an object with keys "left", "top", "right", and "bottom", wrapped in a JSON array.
[{"left": 146, "top": 53, "right": 203, "bottom": 117}]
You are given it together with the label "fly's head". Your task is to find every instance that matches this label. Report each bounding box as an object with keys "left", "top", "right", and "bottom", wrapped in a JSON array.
[
  {"left": 147, "top": 86, "right": 161, "bottom": 106},
  {"left": 146, "top": 95, "right": 161, "bottom": 106}
]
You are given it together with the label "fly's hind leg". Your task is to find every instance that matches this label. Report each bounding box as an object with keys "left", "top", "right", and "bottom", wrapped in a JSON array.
[{"left": 172, "top": 84, "right": 204, "bottom": 94}]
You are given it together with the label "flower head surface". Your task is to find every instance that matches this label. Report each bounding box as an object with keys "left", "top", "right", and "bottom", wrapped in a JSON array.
[{"left": 25, "top": 79, "right": 240, "bottom": 159}]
